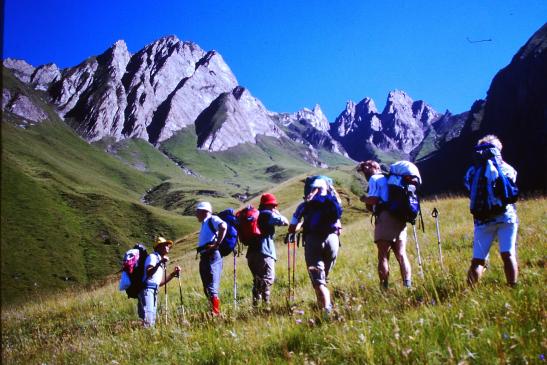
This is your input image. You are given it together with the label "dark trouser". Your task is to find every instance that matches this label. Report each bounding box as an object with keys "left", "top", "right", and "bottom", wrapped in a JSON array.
[
  {"left": 199, "top": 249, "right": 223, "bottom": 298},
  {"left": 247, "top": 250, "right": 275, "bottom": 302}
]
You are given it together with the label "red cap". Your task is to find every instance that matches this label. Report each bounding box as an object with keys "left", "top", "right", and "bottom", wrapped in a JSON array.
[{"left": 260, "top": 193, "right": 278, "bottom": 206}]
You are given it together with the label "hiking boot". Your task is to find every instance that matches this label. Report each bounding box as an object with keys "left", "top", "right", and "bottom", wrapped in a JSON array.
[
  {"left": 380, "top": 280, "right": 389, "bottom": 290},
  {"left": 211, "top": 296, "right": 221, "bottom": 316},
  {"left": 403, "top": 280, "right": 412, "bottom": 289},
  {"left": 322, "top": 305, "right": 333, "bottom": 321}
]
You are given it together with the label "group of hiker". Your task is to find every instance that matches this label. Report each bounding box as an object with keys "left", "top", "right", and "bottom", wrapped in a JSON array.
[{"left": 120, "top": 134, "right": 520, "bottom": 327}]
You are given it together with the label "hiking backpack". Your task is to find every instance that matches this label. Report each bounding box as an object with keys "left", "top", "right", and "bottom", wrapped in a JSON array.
[
  {"left": 302, "top": 193, "right": 343, "bottom": 235},
  {"left": 207, "top": 209, "right": 239, "bottom": 257},
  {"left": 384, "top": 161, "right": 422, "bottom": 225},
  {"left": 236, "top": 205, "right": 262, "bottom": 246},
  {"left": 119, "top": 243, "right": 148, "bottom": 299},
  {"left": 304, "top": 175, "right": 342, "bottom": 203},
  {"left": 468, "top": 143, "right": 519, "bottom": 220}
]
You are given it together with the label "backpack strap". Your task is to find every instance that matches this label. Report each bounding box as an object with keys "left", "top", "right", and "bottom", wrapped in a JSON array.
[{"left": 207, "top": 218, "right": 217, "bottom": 235}]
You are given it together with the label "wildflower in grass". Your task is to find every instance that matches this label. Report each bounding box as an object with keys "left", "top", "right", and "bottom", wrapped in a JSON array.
[
  {"left": 295, "top": 319, "right": 302, "bottom": 324},
  {"left": 502, "top": 333, "right": 509, "bottom": 340},
  {"left": 539, "top": 354, "right": 544, "bottom": 361}
]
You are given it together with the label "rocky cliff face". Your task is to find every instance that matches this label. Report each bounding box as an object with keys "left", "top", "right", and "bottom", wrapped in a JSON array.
[
  {"left": 196, "top": 86, "right": 283, "bottom": 151},
  {"left": 330, "top": 90, "right": 449, "bottom": 161},
  {"left": 4, "top": 36, "right": 241, "bottom": 146},
  {"left": 2, "top": 89, "right": 48, "bottom": 125},
  {"left": 273, "top": 104, "right": 348, "bottom": 157},
  {"left": 4, "top": 36, "right": 346, "bottom": 158}
]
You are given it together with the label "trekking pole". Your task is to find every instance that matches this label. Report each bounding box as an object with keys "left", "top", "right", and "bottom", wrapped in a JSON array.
[
  {"left": 164, "top": 261, "right": 168, "bottom": 325},
  {"left": 431, "top": 208, "right": 444, "bottom": 270},
  {"left": 412, "top": 225, "right": 424, "bottom": 278},
  {"left": 176, "top": 272, "right": 186, "bottom": 321},
  {"left": 233, "top": 250, "right": 237, "bottom": 309},
  {"left": 292, "top": 234, "right": 297, "bottom": 302},
  {"left": 284, "top": 233, "right": 292, "bottom": 304}
]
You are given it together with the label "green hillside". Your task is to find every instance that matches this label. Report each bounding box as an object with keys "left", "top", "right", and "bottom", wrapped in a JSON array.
[
  {"left": 0, "top": 116, "right": 202, "bottom": 305},
  {"left": 1, "top": 68, "right": 355, "bottom": 306},
  {"left": 0, "top": 72, "right": 202, "bottom": 305}
]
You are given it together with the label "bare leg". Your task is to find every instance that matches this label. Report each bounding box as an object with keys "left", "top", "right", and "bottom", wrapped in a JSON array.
[
  {"left": 500, "top": 252, "right": 518, "bottom": 286},
  {"left": 467, "top": 258, "right": 486, "bottom": 286},
  {"left": 313, "top": 284, "right": 331, "bottom": 311},
  {"left": 393, "top": 239, "right": 412, "bottom": 284},
  {"left": 376, "top": 241, "right": 391, "bottom": 288}
]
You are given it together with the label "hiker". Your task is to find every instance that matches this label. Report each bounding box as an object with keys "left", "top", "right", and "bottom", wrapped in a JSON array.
[
  {"left": 464, "top": 135, "right": 519, "bottom": 287},
  {"left": 357, "top": 160, "right": 412, "bottom": 289},
  {"left": 288, "top": 178, "right": 343, "bottom": 315},
  {"left": 139, "top": 237, "right": 181, "bottom": 327},
  {"left": 195, "top": 201, "right": 227, "bottom": 316},
  {"left": 246, "top": 193, "right": 289, "bottom": 307}
]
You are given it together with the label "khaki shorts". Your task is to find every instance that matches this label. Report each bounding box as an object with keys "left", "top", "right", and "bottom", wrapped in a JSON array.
[
  {"left": 374, "top": 210, "right": 407, "bottom": 243},
  {"left": 304, "top": 233, "right": 339, "bottom": 286}
]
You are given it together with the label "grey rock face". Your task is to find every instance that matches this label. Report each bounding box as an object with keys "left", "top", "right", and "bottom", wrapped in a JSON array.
[
  {"left": 330, "top": 90, "right": 443, "bottom": 161},
  {"left": 3, "top": 35, "right": 346, "bottom": 160},
  {"left": 3, "top": 58, "right": 35, "bottom": 83},
  {"left": 196, "top": 86, "right": 283, "bottom": 151},
  {"left": 50, "top": 40, "right": 130, "bottom": 141},
  {"left": 25, "top": 35, "right": 239, "bottom": 144},
  {"left": 31, "top": 63, "right": 61, "bottom": 91},
  {"left": 2, "top": 90, "right": 47, "bottom": 124},
  {"left": 149, "top": 50, "right": 238, "bottom": 143},
  {"left": 122, "top": 36, "right": 207, "bottom": 141},
  {"left": 274, "top": 104, "right": 348, "bottom": 156}
]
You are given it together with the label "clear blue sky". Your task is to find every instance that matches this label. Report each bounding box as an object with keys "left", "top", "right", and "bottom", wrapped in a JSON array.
[{"left": 3, "top": 0, "right": 546, "bottom": 120}]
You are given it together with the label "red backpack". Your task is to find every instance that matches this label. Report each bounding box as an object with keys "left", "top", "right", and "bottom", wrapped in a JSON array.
[{"left": 236, "top": 205, "right": 261, "bottom": 246}]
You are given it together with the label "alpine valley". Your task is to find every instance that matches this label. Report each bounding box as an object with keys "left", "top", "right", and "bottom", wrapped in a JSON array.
[{"left": 2, "top": 23, "right": 546, "bottom": 304}]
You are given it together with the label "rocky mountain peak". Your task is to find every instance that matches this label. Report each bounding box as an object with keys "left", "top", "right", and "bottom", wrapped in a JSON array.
[
  {"left": 196, "top": 86, "right": 283, "bottom": 151},
  {"left": 358, "top": 97, "right": 377, "bottom": 115},
  {"left": 30, "top": 63, "right": 61, "bottom": 91},
  {"left": 383, "top": 89, "right": 414, "bottom": 115},
  {"left": 330, "top": 90, "right": 445, "bottom": 159},
  {"left": 292, "top": 104, "right": 330, "bottom": 132},
  {"left": 3, "top": 58, "right": 35, "bottom": 83}
]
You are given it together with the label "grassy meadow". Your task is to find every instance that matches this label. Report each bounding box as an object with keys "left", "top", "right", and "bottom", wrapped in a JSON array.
[{"left": 2, "top": 181, "right": 545, "bottom": 364}]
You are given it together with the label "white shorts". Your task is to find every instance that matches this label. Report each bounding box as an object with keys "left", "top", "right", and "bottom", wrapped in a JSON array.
[{"left": 473, "top": 222, "right": 518, "bottom": 260}]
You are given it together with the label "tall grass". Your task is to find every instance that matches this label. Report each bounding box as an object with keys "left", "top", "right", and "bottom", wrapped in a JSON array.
[{"left": 2, "top": 197, "right": 545, "bottom": 364}]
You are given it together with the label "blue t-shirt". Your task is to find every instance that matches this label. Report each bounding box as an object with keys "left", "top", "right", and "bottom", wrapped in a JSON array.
[{"left": 367, "top": 173, "right": 389, "bottom": 204}]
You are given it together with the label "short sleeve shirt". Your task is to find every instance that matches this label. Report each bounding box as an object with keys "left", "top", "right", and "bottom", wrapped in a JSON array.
[
  {"left": 143, "top": 252, "right": 163, "bottom": 286},
  {"left": 368, "top": 174, "right": 389, "bottom": 203},
  {"left": 197, "top": 215, "right": 225, "bottom": 248}
]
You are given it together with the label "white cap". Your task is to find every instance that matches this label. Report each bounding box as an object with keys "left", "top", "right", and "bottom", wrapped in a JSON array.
[
  {"left": 310, "top": 179, "right": 328, "bottom": 195},
  {"left": 196, "top": 201, "right": 212, "bottom": 213}
]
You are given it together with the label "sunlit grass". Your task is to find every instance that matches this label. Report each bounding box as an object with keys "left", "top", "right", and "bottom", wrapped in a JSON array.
[{"left": 2, "top": 197, "right": 545, "bottom": 364}]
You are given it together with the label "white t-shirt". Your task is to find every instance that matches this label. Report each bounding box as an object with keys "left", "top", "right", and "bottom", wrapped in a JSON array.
[
  {"left": 368, "top": 174, "right": 389, "bottom": 203},
  {"left": 143, "top": 252, "right": 163, "bottom": 286},
  {"left": 197, "top": 215, "right": 225, "bottom": 248}
]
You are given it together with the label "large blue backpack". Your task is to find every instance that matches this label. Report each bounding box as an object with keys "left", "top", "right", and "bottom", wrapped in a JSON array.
[
  {"left": 208, "top": 209, "right": 239, "bottom": 257},
  {"left": 384, "top": 161, "right": 422, "bottom": 225},
  {"left": 303, "top": 194, "right": 343, "bottom": 235},
  {"left": 469, "top": 143, "right": 519, "bottom": 220}
]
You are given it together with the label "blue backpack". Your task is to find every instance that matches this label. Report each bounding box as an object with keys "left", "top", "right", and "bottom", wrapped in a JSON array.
[
  {"left": 303, "top": 194, "right": 343, "bottom": 235},
  {"left": 208, "top": 209, "right": 239, "bottom": 257},
  {"left": 384, "top": 161, "right": 422, "bottom": 225},
  {"left": 469, "top": 144, "right": 519, "bottom": 220}
]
